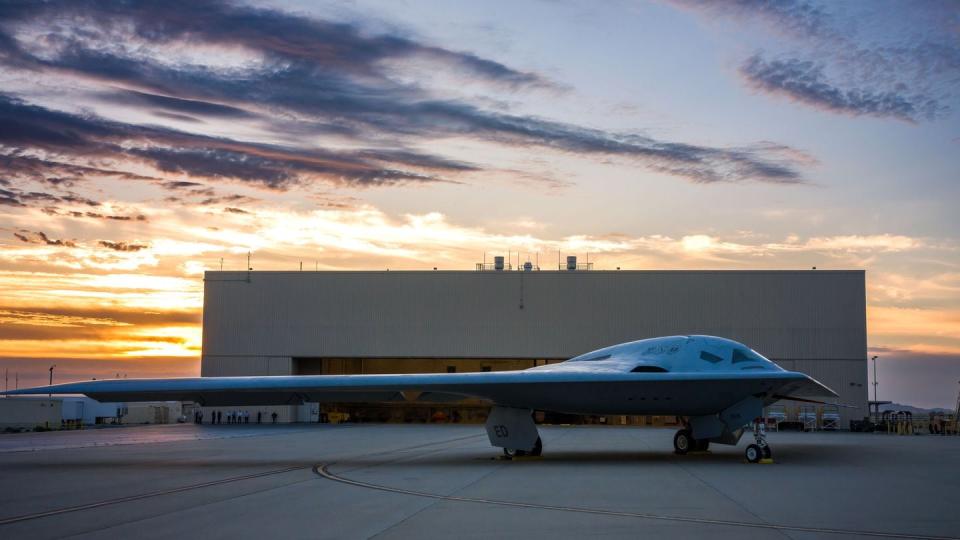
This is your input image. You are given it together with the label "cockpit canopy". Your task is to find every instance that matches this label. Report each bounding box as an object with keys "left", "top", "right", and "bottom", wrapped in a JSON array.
[{"left": 560, "top": 335, "right": 781, "bottom": 374}]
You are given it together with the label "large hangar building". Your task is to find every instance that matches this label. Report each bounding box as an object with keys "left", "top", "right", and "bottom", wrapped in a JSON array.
[{"left": 201, "top": 268, "right": 868, "bottom": 426}]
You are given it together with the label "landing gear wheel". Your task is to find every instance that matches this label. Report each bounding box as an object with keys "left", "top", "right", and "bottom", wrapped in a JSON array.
[
  {"left": 762, "top": 446, "right": 772, "bottom": 460},
  {"left": 745, "top": 444, "right": 762, "bottom": 463},
  {"left": 503, "top": 437, "right": 542, "bottom": 458},
  {"left": 674, "top": 429, "right": 693, "bottom": 455},
  {"left": 694, "top": 439, "right": 710, "bottom": 452}
]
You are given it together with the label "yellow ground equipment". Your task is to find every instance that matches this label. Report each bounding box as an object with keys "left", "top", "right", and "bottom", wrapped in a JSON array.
[{"left": 326, "top": 412, "right": 350, "bottom": 424}]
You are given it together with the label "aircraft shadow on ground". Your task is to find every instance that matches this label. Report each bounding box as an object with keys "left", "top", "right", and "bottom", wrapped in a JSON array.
[
  {"left": 328, "top": 443, "right": 863, "bottom": 469},
  {"left": 0, "top": 437, "right": 866, "bottom": 470}
]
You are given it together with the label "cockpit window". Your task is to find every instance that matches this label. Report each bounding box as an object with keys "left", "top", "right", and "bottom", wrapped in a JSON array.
[
  {"left": 699, "top": 351, "right": 723, "bottom": 363},
  {"left": 631, "top": 365, "right": 668, "bottom": 373},
  {"left": 732, "top": 348, "right": 763, "bottom": 363}
]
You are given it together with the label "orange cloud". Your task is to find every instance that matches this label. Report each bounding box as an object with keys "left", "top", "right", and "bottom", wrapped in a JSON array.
[
  {"left": 1, "top": 198, "right": 957, "bottom": 368},
  {"left": 868, "top": 305, "right": 960, "bottom": 355}
]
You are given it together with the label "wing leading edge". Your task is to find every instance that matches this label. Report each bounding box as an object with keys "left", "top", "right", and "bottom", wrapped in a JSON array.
[{"left": 1, "top": 370, "right": 836, "bottom": 413}]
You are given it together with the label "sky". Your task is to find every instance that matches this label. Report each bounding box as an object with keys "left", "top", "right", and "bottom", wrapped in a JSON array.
[{"left": 0, "top": 0, "right": 958, "bottom": 408}]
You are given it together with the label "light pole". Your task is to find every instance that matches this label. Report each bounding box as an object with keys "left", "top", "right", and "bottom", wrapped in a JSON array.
[
  {"left": 48, "top": 364, "right": 56, "bottom": 399},
  {"left": 871, "top": 355, "right": 878, "bottom": 421}
]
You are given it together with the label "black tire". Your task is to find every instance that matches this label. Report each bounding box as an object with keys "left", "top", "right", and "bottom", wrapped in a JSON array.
[
  {"left": 503, "top": 447, "right": 526, "bottom": 457},
  {"left": 674, "top": 429, "right": 693, "bottom": 455},
  {"left": 762, "top": 446, "right": 772, "bottom": 459},
  {"left": 745, "top": 444, "right": 762, "bottom": 463},
  {"left": 504, "top": 437, "right": 542, "bottom": 458},
  {"left": 695, "top": 439, "right": 710, "bottom": 452}
]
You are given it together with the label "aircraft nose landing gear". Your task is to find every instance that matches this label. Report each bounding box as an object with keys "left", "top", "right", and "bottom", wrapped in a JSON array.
[{"left": 745, "top": 419, "right": 772, "bottom": 463}]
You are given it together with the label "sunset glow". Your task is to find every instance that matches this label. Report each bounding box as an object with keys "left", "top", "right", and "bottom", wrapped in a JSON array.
[{"left": 0, "top": 0, "right": 957, "bottom": 407}]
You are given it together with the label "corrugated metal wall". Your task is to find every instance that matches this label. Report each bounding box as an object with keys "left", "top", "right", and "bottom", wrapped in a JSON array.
[{"left": 201, "top": 270, "right": 868, "bottom": 425}]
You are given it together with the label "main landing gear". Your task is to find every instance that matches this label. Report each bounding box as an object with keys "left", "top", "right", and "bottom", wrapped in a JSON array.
[
  {"left": 674, "top": 420, "right": 771, "bottom": 462},
  {"left": 673, "top": 429, "right": 709, "bottom": 454},
  {"left": 744, "top": 419, "right": 772, "bottom": 463},
  {"left": 486, "top": 406, "right": 543, "bottom": 458},
  {"left": 502, "top": 437, "right": 543, "bottom": 458}
]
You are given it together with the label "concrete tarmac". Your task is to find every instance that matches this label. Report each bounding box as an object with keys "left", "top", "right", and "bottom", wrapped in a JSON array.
[{"left": 0, "top": 424, "right": 958, "bottom": 540}]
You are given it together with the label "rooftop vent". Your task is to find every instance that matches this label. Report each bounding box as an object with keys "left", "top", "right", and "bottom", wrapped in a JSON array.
[{"left": 561, "top": 254, "right": 593, "bottom": 271}]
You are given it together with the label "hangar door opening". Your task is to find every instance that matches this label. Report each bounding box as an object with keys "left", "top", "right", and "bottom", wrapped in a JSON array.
[{"left": 291, "top": 357, "right": 561, "bottom": 424}]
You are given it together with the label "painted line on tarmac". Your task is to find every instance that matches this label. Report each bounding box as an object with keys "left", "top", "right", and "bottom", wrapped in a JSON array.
[
  {"left": 0, "top": 466, "right": 306, "bottom": 526},
  {"left": 0, "top": 431, "right": 485, "bottom": 527},
  {"left": 314, "top": 463, "right": 958, "bottom": 540}
]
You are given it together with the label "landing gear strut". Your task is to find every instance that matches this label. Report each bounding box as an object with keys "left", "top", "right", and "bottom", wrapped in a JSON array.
[
  {"left": 487, "top": 406, "right": 542, "bottom": 457},
  {"left": 745, "top": 419, "right": 772, "bottom": 463}
]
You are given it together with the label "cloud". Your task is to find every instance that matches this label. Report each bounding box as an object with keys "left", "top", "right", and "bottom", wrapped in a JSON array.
[
  {"left": 98, "top": 240, "right": 150, "bottom": 252},
  {"left": 0, "top": 357, "right": 200, "bottom": 388},
  {"left": 0, "top": 153, "right": 159, "bottom": 187},
  {"left": 83, "top": 212, "right": 146, "bottom": 221},
  {"left": 0, "top": 0, "right": 551, "bottom": 88},
  {"left": 161, "top": 181, "right": 206, "bottom": 190},
  {"left": 796, "top": 234, "right": 924, "bottom": 252},
  {"left": 868, "top": 305, "right": 960, "bottom": 355},
  {"left": 869, "top": 272, "right": 960, "bottom": 309},
  {"left": 13, "top": 230, "right": 76, "bottom": 247},
  {"left": 104, "top": 89, "right": 255, "bottom": 120},
  {"left": 669, "top": 0, "right": 829, "bottom": 39},
  {"left": 40, "top": 207, "right": 149, "bottom": 221},
  {"left": 670, "top": 1, "right": 958, "bottom": 122},
  {"left": 0, "top": 270, "right": 204, "bottom": 311},
  {"left": 0, "top": 188, "right": 24, "bottom": 206},
  {"left": 0, "top": 309, "right": 130, "bottom": 328},
  {"left": 0, "top": 96, "right": 477, "bottom": 188},
  {"left": 197, "top": 193, "right": 258, "bottom": 206},
  {"left": 0, "top": 304, "right": 200, "bottom": 327},
  {"left": 0, "top": 185, "right": 99, "bottom": 208},
  {"left": 741, "top": 55, "right": 944, "bottom": 122},
  {"left": 0, "top": 2, "right": 809, "bottom": 185}
]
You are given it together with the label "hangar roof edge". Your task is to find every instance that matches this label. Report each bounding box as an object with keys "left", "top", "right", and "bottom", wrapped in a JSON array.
[{"left": 203, "top": 269, "right": 866, "bottom": 276}]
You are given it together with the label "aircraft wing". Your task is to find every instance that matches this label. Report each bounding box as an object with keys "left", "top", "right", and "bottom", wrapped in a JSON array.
[{"left": 1, "top": 370, "right": 837, "bottom": 412}]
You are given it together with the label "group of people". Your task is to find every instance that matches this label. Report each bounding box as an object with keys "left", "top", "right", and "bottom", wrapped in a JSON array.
[{"left": 192, "top": 409, "right": 280, "bottom": 424}]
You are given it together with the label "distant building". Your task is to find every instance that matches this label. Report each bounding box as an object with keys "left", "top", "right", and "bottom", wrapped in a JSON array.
[
  {"left": 201, "top": 269, "right": 868, "bottom": 427},
  {"left": 0, "top": 396, "right": 62, "bottom": 430},
  {"left": 0, "top": 395, "right": 181, "bottom": 430}
]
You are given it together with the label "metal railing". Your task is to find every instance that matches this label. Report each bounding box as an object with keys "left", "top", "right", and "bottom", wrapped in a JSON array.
[{"left": 475, "top": 263, "right": 513, "bottom": 271}]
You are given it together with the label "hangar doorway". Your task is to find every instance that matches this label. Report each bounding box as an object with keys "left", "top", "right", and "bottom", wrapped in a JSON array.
[
  {"left": 290, "top": 358, "right": 680, "bottom": 426},
  {"left": 292, "top": 357, "right": 561, "bottom": 424},
  {"left": 292, "top": 357, "right": 559, "bottom": 376}
]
